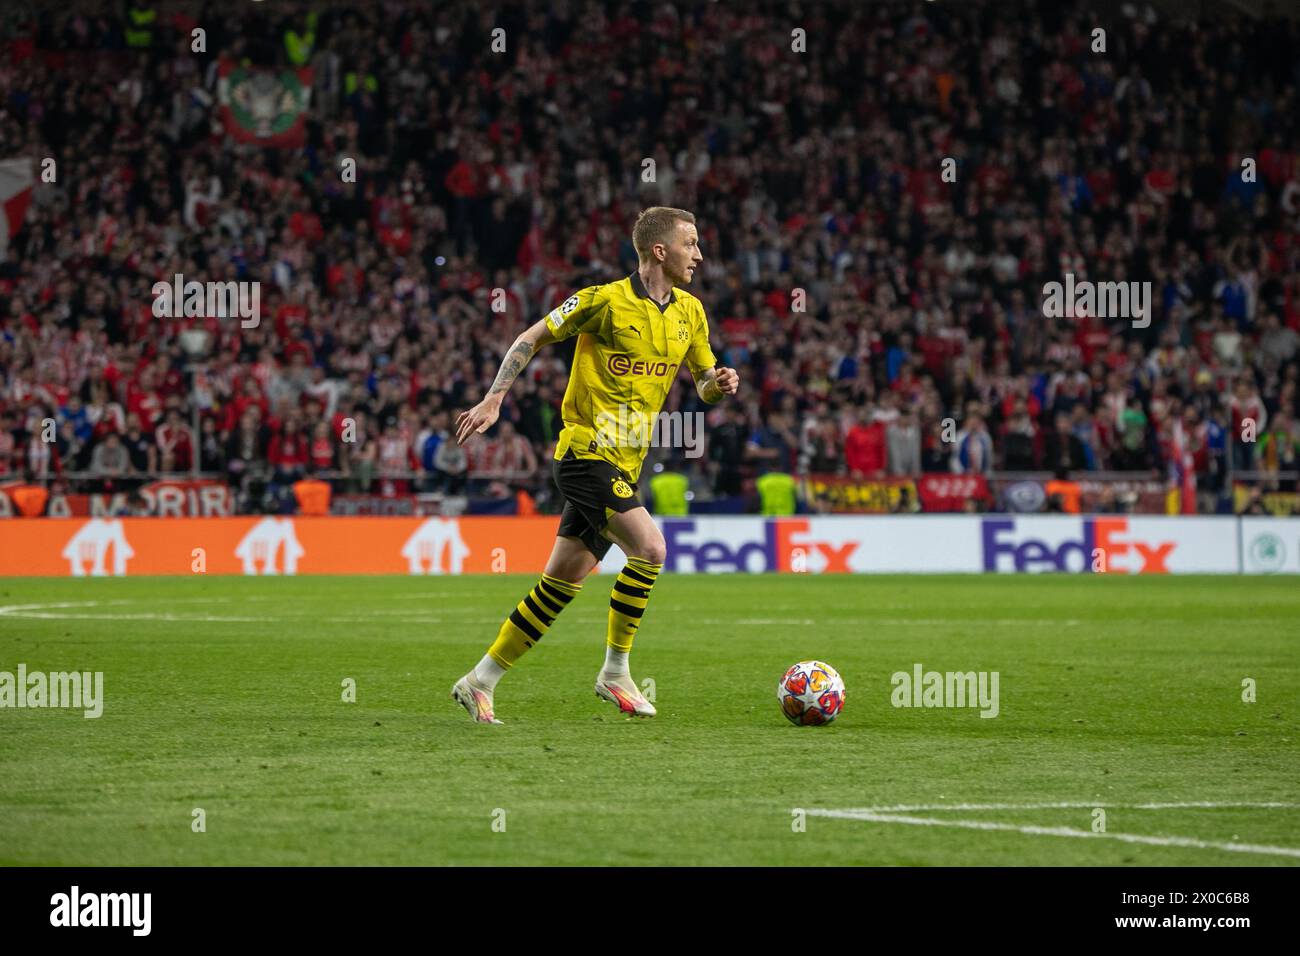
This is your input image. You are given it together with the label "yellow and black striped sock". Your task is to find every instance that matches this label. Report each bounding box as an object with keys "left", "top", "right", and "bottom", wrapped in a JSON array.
[
  {"left": 607, "top": 557, "right": 662, "bottom": 653},
  {"left": 487, "top": 574, "right": 582, "bottom": 668}
]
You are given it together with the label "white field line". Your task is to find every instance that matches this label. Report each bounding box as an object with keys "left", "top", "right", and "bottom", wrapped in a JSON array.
[
  {"left": 0, "top": 612, "right": 274, "bottom": 622},
  {"left": 721, "top": 618, "right": 1083, "bottom": 627},
  {"left": 4, "top": 602, "right": 1251, "bottom": 630},
  {"left": 0, "top": 600, "right": 272, "bottom": 622},
  {"left": 807, "top": 804, "right": 1300, "bottom": 859},
  {"left": 0, "top": 612, "right": 506, "bottom": 625},
  {"left": 0, "top": 600, "right": 509, "bottom": 625},
  {"left": 837, "top": 801, "right": 1300, "bottom": 812}
]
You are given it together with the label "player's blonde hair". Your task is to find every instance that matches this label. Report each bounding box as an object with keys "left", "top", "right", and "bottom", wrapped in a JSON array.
[{"left": 632, "top": 207, "right": 696, "bottom": 262}]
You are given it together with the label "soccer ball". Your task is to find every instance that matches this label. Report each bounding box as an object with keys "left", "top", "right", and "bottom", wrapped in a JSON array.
[{"left": 777, "top": 660, "right": 845, "bottom": 726}]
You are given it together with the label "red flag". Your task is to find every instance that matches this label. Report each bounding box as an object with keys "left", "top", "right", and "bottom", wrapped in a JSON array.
[{"left": 0, "top": 158, "right": 34, "bottom": 257}]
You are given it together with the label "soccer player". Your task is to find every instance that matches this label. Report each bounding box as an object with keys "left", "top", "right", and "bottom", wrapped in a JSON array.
[{"left": 450, "top": 207, "right": 740, "bottom": 723}]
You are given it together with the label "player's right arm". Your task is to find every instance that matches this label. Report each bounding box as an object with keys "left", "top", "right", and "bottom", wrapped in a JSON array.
[
  {"left": 454, "top": 317, "right": 555, "bottom": 444},
  {"left": 455, "top": 287, "right": 607, "bottom": 445}
]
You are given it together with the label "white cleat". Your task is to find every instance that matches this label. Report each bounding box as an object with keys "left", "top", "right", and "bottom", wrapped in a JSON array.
[
  {"left": 451, "top": 674, "right": 503, "bottom": 725},
  {"left": 594, "top": 672, "right": 657, "bottom": 717}
]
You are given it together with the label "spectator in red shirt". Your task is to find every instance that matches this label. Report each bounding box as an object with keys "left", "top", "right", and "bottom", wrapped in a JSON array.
[
  {"left": 156, "top": 409, "right": 194, "bottom": 473},
  {"left": 225, "top": 378, "right": 270, "bottom": 433},
  {"left": 309, "top": 421, "right": 336, "bottom": 472},
  {"left": 268, "top": 411, "right": 309, "bottom": 485},
  {"left": 844, "top": 404, "right": 887, "bottom": 478},
  {"left": 125, "top": 366, "right": 163, "bottom": 433},
  {"left": 478, "top": 420, "right": 539, "bottom": 483}
]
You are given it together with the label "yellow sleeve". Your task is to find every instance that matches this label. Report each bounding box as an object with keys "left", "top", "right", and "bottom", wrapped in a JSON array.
[
  {"left": 686, "top": 302, "right": 718, "bottom": 373},
  {"left": 544, "top": 285, "right": 608, "bottom": 341}
]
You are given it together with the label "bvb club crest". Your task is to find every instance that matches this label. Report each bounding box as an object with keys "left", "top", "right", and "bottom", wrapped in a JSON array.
[{"left": 611, "top": 478, "right": 634, "bottom": 499}]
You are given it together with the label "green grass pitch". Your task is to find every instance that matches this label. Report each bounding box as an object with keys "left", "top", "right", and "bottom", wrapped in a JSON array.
[{"left": 1, "top": 574, "right": 1297, "bottom": 866}]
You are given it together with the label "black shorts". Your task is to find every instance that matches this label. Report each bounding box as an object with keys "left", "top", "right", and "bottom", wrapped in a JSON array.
[{"left": 553, "top": 449, "right": 643, "bottom": 561}]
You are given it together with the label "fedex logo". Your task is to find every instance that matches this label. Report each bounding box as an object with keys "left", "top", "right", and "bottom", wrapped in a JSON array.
[
  {"left": 982, "top": 518, "right": 1173, "bottom": 574},
  {"left": 662, "top": 519, "right": 859, "bottom": 574}
]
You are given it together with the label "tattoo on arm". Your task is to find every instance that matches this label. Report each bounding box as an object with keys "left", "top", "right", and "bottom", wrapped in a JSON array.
[{"left": 488, "top": 340, "right": 536, "bottom": 396}]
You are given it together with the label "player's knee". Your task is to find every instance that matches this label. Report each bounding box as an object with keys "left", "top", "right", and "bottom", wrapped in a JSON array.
[
  {"left": 562, "top": 559, "right": 598, "bottom": 583},
  {"left": 555, "top": 564, "right": 592, "bottom": 585},
  {"left": 637, "top": 536, "right": 667, "bottom": 566},
  {"left": 543, "top": 564, "right": 585, "bottom": 585}
]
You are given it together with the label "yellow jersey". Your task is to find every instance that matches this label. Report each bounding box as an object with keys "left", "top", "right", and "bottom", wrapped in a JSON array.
[{"left": 544, "top": 273, "right": 717, "bottom": 481}]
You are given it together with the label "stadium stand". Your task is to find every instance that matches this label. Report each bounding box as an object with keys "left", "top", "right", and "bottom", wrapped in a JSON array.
[{"left": 0, "top": 0, "right": 1297, "bottom": 517}]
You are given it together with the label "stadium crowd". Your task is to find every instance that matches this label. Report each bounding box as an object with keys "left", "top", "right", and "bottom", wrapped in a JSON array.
[{"left": 1, "top": 0, "right": 1298, "bottom": 515}]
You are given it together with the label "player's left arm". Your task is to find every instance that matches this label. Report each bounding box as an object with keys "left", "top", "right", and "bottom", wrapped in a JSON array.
[
  {"left": 693, "top": 365, "right": 740, "bottom": 403},
  {"left": 684, "top": 304, "right": 739, "bottom": 403}
]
